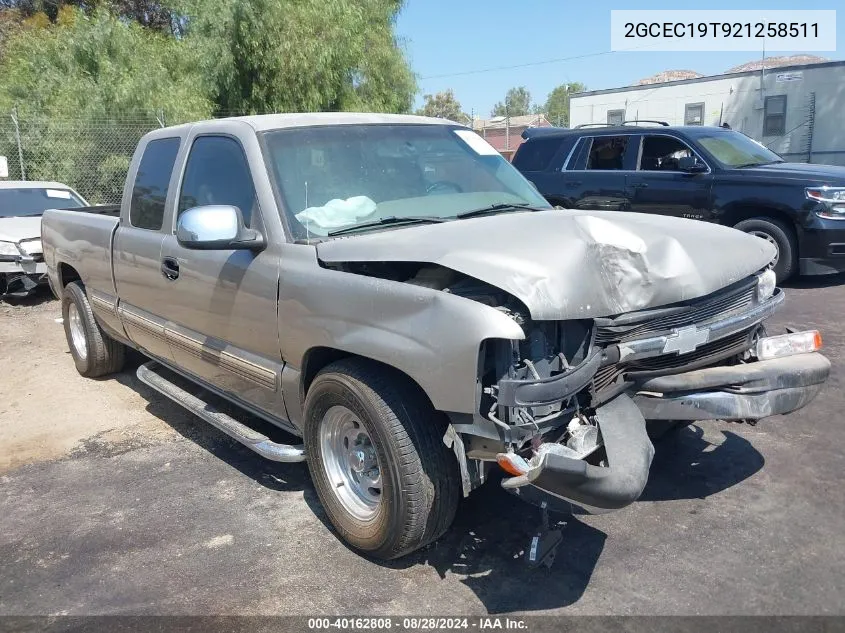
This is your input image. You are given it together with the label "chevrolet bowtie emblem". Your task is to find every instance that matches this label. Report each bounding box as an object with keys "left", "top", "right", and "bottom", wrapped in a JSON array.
[{"left": 663, "top": 325, "right": 710, "bottom": 355}]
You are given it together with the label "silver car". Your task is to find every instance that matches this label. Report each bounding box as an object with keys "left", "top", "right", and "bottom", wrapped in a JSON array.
[{"left": 0, "top": 181, "right": 86, "bottom": 297}]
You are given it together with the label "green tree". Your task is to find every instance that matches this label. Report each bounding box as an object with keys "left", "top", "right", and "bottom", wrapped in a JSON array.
[
  {"left": 491, "top": 86, "right": 531, "bottom": 117},
  {"left": 0, "top": 0, "right": 182, "bottom": 33},
  {"left": 0, "top": 8, "right": 24, "bottom": 56},
  {"left": 187, "top": 0, "right": 416, "bottom": 115},
  {"left": 0, "top": 7, "right": 211, "bottom": 200},
  {"left": 415, "top": 89, "right": 466, "bottom": 122},
  {"left": 542, "top": 82, "right": 586, "bottom": 127}
]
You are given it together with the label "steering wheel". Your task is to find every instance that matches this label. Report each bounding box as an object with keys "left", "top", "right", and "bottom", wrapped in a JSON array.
[{"left": 426, "top": 180, "right": 463, "bottom": 195}]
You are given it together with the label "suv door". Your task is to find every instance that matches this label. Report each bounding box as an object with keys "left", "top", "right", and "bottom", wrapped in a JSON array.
[
  {"left": 626, "top": 134, "right": 714, "bottom": 220},
  {"left": 157, "top": 131, "right": 289, "bottom": 424},
  {"left": 557, "top": 134, "right": 636, "bottom": 211},
  {"left": 512, "top": 135, "right": 576, "bottom": 203},
  {"left": 113, "top": 136, "right": 182, "bottom": 362}
]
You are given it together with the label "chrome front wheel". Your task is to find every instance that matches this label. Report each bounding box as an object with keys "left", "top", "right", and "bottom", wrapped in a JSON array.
[
  {"left": 318, "top": 405, "right": 382, "bottom": 521},
  {"left": 67, "top": 301, "right": 88, "bottom": 360}
]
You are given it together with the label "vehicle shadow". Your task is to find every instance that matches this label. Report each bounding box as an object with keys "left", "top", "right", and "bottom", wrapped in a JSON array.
[
  {"left": 640, "top": 423, "right": 765, "bottom": 502},
  {"left": 113, "top": 368, "right": 311, "bottom": 493},
  {"left": 372, "top": 477, "right": 609, "bottom": 614},
  {"left": 781, "top": 271, "right": 845, "bottom": 289},
  {"left": 0, "top": 289, "right": 56, "bottom": 307},
  {"left": 115, "top": 363, "right": 764, "bottom": 613}
]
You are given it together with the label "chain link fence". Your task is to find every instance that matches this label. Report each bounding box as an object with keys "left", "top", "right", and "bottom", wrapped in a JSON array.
[
  {"left": 0, "top": 110, "right": 165, "bottom": 204},
  {"left": 0, "top": 110, "right": 558, "bottom": 199}
]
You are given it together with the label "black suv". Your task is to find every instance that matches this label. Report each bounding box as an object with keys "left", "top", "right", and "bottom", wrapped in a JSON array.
[{"left": 512, "top": 122, "right": 845, "bottom": 281}]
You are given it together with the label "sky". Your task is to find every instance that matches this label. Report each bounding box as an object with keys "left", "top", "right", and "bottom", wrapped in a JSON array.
[{"left": 396, "top": 0, "right": 844, "bottom": 117}]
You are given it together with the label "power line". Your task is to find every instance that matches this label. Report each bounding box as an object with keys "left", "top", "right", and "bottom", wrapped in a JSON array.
[{"left": 419, "top": 44, "right": 658, "bottom": 80}]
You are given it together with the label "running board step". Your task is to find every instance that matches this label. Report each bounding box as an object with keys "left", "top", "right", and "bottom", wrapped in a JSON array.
[{"left": 136, "top": 361, "right": 306, "bottom": 463}]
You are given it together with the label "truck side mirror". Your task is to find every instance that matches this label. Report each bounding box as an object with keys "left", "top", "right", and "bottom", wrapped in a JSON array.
[
  {"left": 678, "top": 155, "right": 708, "bottom": 173},
  {"left": 176, "top": 205, "right": 265, "bottom": 251}
]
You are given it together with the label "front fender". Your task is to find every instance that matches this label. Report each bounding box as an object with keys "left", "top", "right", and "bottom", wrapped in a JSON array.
[{"left": 278, "top": 246, "right": 525, "bottom": 417}]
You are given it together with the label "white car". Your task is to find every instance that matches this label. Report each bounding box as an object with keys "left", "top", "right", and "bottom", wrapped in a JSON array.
[{"left": 0, "top": 181, "right": 87, "bottom": 297}]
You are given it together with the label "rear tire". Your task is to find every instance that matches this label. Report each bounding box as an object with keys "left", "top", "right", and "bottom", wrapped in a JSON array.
[
  {"left": 303, "top": 359, "right": 460, "bottom": 560},
  {"left": 734, "top": 217, "right": 797, "bottom": 283},
  {"left": 62, "top": 281, "right": 126, "bottom": 377}
]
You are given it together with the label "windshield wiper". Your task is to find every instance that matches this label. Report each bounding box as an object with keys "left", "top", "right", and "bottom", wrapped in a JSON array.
[
  {"left": 734, "top": 159, "right": 785, "bottom": 168},
  {"left": 327, "top": 216, "right": 448, "bottom": 237},
  {"left": 455, "top": 202, "right": 543, "bottom": 220}
]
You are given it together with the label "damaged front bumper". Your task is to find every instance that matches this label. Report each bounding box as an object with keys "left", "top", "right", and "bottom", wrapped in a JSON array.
[
  {"left": 0, "top": 257, "right": 48, "bottom": 297},
  {"left": 632, "top": 352, "right": 830, "bottom": 421},
  {"left": 501, "top": 350, "right": 830, "bottom": 513}
]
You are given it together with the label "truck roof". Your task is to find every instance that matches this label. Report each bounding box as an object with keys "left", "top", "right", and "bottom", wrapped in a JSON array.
[
  {"left": 0, "top": 180, "right": 75, "bottom": 190},
  {"left": 158, "top": 112, "right": 460, "bottom": 135}
]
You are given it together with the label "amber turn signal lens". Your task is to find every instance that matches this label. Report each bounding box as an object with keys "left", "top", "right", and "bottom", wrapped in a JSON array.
[{"left": 496, "top": 452, "right": 529, "bottom": 477}]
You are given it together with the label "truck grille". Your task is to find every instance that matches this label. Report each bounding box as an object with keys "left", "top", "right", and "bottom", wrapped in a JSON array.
[
  {"left": 595, "top": 276, "right": 757, "bottom": 345},
  {"left": 592, "top": 328, "right": 755, "bottom": 393}
]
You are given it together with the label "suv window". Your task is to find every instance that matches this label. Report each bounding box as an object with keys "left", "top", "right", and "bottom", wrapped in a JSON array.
[
  {"left": 513, "top": 137, "right": 569, "bottom": 171},
  {"left": 178, "top": 136, "right": 257, "bottom": 227},
  {"left": 129, "top": 137, "right": 180, "bottom": 230},
  {"left": 639, "top": 136, "right": 694, "bottom": 171},
  {"left": 586, "top": 136, "right": 628, "bottom": 170}
]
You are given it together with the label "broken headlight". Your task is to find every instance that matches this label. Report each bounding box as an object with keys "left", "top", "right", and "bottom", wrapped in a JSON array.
[{"left": 0, "top": 241, "right": 20, "bottom": 257}]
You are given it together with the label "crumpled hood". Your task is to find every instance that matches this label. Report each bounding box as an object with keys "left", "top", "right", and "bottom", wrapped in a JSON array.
[
  {"left": 0, "top": 216, "right": 42, "bottom": 244},
  {"left": 316, "top": 210, "right": 775, "bottom": 320}
]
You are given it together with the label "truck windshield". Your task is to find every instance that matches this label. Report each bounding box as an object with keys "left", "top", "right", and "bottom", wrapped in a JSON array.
[
  {"left": 695, "top": 131, "right": 784, "bottom": 168},
  {"left": 0, "top": 188, "right": 85, "bottom": 218},
  {"left": 262, "top": 124, "right": 551, "bottom": 238}
]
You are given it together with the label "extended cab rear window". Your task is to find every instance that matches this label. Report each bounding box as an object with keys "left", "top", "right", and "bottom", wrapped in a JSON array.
[{"left": 130, "top": 137, "right": 181, "bottom": 230}]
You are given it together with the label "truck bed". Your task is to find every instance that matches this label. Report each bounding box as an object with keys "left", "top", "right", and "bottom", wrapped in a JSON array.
[{"left": 41, "top": 207, "right": 120, "bottom": 298}]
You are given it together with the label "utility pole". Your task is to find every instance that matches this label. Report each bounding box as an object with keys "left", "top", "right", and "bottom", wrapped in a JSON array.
[{"left": 505, "top": 101, "right": 510, "bottom": 153}]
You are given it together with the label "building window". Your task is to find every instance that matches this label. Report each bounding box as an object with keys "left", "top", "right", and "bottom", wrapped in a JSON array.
[
  {"left": 684, "top": 103, "right": 705, "bottom": 126},
  {"left": 607, "top": 110, "right": 625, "bottom": 126},
  {"left": 764, "top": 95, "right": 787, "bottom": 136}
]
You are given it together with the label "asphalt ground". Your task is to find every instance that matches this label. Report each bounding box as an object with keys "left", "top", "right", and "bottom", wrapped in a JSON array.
[{"left": 1, "top": 274, "right": 843, "bottom": 616}]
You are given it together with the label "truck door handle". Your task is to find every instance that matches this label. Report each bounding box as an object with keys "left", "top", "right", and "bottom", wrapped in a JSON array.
[
  {"left": 630, "top": 183, "right": 649, "bottom": 189},
  {"left": 161, "top": 257, "right": 180, "bottom": 280},
  {"left": 565, "top": 181, "right": 582, "bottom": 188}
]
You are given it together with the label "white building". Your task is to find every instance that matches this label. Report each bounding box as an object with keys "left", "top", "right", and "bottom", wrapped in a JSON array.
[{"left": 569, "top": 59, "right": 845, "bottom": 166}]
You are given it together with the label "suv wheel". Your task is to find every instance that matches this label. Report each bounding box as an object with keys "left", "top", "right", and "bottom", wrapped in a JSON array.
[
  {"left": 303, "top": 359, "right": 460, "bottom": 560},
  {"left": 734, "top": 217, "right": 797, "bottom": 283},
  {"left": 62, "top": 281, "right": 126, "bottom": 377}
]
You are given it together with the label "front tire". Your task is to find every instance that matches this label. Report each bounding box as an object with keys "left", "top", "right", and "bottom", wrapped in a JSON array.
[
  {"left": 734, "top": 217, "right": 797, "bottom": 283},
  {"left": 62, "top": 281, "right": 126, "bottom": 377},
  {"left": 303, "top": 359, "right": 460, "bottom": 560}
]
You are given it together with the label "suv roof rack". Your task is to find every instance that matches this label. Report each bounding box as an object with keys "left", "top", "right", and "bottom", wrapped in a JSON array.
[
  {"left": 622, "top": 119, "right": 670, "bottom": 127},
  {"left": 574, "top": 120, "right": 670, "bottom": 129}
]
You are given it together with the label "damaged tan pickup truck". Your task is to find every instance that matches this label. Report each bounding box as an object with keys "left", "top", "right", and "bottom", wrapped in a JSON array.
[{"left": 42, "top": 114, "right": 830, "bottom": 563}]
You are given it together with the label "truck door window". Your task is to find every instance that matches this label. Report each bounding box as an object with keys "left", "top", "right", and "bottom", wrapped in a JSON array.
[
  {"left": 129, "top": 137, "right": 180, "bottom": 230},
  {"left": 586, "top": 136, "right": 628, "bottom": 170},
  {"left": 639, "top": 136, "right": 695, "bottom": 171},
  {"left": 178, "top": 136, "right": 257, "bottom": 227}
]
